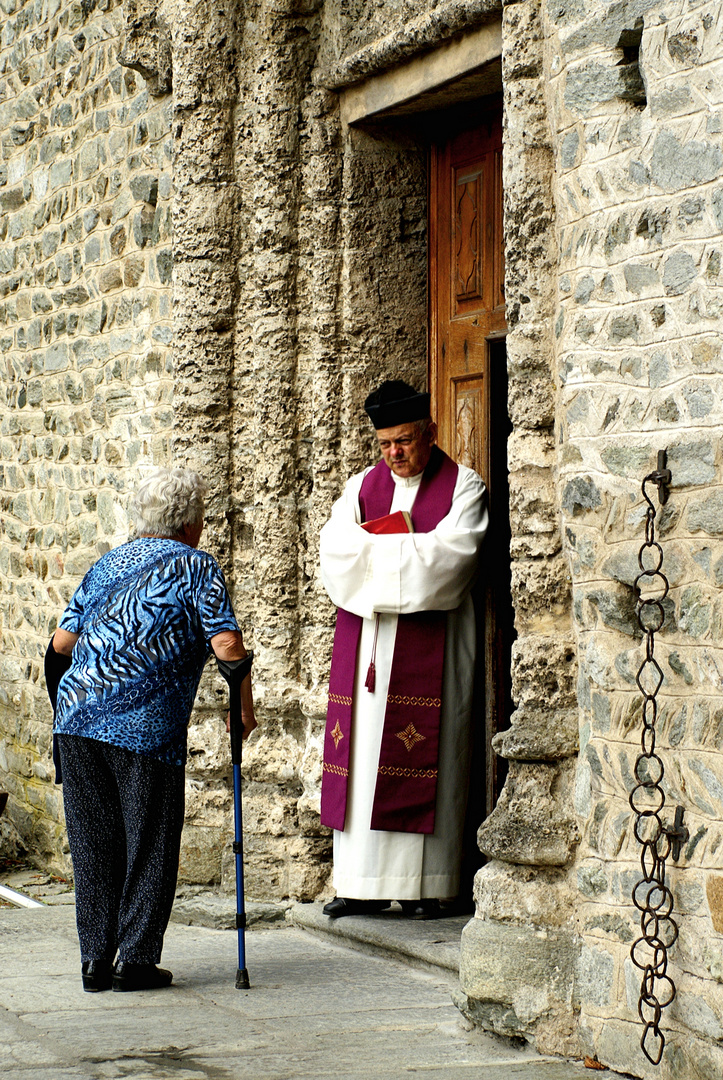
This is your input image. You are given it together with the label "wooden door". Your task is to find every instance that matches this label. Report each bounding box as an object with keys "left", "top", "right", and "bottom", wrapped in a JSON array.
[
  {"left": 429, "top": 106, "right": 504, "bottom": 480},
  {"left": 429, "top": 100, "right": 512, "bottom": 831}
]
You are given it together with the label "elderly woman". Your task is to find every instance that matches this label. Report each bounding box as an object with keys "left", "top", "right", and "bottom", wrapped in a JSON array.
[{"left": 49, "top": 467, "right": 254, "bottom": 993}]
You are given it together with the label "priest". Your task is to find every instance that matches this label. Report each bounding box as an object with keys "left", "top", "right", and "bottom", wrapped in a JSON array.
[{"left": 319, "top": 380, "right": 488, "bottom": 917}]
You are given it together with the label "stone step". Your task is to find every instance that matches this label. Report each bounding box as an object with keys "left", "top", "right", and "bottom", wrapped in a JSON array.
[{"left": 290, "top": 901, "right": 468, "bottom": 982}]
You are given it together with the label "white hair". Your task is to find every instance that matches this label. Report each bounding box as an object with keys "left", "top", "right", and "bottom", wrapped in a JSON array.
[{"left": 133, "top": 468, "right": 207, "bottom": 537}]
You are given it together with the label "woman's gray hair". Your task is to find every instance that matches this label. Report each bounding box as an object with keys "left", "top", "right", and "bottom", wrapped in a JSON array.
[{"left": 133, "top": 467, "right": 207, "bottom": 537}]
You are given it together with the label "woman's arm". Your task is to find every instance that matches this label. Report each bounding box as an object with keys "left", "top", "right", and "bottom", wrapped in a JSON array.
[
  {"left": 53, "top": 629, "right": 80, "bottom": 656},
  {"left": 210, "top": 630, "right": 256, "bottom": 739}
]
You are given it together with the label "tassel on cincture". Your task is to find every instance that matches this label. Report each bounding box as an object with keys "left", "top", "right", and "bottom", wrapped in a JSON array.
[
  {"left": 365, "top": 614, "right": 380, "bottom": 692},
  {"left": 365, "top": 662, "right": 376, "bottom": 692}
]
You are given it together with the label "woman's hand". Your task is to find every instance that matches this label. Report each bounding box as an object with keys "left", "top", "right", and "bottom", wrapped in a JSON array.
[
  {"left": 212, "top": 630, "right": 257, "bottom": 741},
  {"left": 226, "top": 696, "right": 257, "bottom": 740}
]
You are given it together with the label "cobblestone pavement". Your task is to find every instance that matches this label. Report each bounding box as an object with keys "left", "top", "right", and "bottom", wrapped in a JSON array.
[{"left": 0, "top": 904, "right": 616, "bottom": 1080}]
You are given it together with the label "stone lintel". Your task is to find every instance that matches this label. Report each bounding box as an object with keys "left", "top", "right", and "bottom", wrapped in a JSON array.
[
  {"left": 320, "top": 0, "right": 502, "bottom": 91},
  {"left": 338, "top": 21, "right": 502, "bottom": 126}
]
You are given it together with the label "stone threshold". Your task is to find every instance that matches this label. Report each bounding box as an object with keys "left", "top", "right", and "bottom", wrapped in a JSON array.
[
  {"left": 290, "top": 901, "right": 468, "bottom": 982},
  {"left": 170, "top": 887, "right": 291, "bottom": 929},
  {"left": 170, "top": 890, "right": 468, "bottom": 982}
]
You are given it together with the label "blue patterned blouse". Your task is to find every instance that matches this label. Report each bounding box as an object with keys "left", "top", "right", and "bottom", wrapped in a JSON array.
[{"left": 55, "top": 538, "right": 240, "bottom": 766}]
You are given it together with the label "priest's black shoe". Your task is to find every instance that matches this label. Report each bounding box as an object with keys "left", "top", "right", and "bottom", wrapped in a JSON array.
[
  {"left": 112, "top": 961, "right": 173, "bottom": 992},
  {"left": 322, "top": 897, "right": 390, "bottom": 918},
  {"left": 81, "top": 959, "right": 113, "bottom": 992},
  {"left": 399, "top": 899, "right": 441, "bottom": 919}
]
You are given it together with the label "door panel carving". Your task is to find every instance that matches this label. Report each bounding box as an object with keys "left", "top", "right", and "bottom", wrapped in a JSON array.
[
  {"left": 453, "top": 375, "right": 485, "bottom": 478},
  {"left": 455, "top": 171, "right": 482, "bottom": 304}
]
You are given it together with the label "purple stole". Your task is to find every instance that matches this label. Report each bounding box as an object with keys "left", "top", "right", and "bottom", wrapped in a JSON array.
[{"left": 321, "top": 446, "right": 458, "bottom": 835}]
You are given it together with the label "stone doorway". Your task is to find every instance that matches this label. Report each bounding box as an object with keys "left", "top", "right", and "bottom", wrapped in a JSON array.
[{"left": 337, "top": 28, "right": 512, "bottom": 906}]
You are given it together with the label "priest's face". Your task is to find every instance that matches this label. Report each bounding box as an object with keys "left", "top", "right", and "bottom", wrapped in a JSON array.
[{"left": 376, "top": 420, "right": 438, "bottom": 478}]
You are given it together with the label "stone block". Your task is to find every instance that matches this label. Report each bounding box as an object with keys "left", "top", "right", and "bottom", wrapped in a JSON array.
[
  {"left": 664, "top": 250, "right": 698, "bottom": 296},
  {"left": 0, "top": 812, "right": 27, "bottom": 860},
  {"left": 173, "top": 189, "right": 235, "bottom": 260},
  {"left": 574, "top": 942, "right": 614, "bottom": 1009},
  {"left": 651, "top": 130, "right": 723, "bottom": 193},
  {"left": 564, "top": 58, "right": 645, "bottom": 115},
  {"left": 706, "top": 874, "right": 723, "bottom": 932},
  {"left": 459, "top": 916, "right": 580, "bottom": 1052},
  {"left": 668, "top": 440, "right": 717, "bottom": 487},
  {"left": 98, "top": 264, "right": 123, "bottom": 293},
  {"left": 673, "top": 984, "right": 723, "bottom": 1041},
  {"left": 510, "top": 634, "right": 577, "bottom": 712},
  {"left": 129, "top": 173, "right": 159, "bottom": 205},
  {"left": 473, "top": 860, "right": 577, "bottom": 929},
  {"left": 477, "top": 760, "right": 580, "bottom": 866},
  {"left": 509, "top": 556, "right": 571, "bottom": 629},
  {"left": 123, "top": 254, "right": 145, "bottom": 287},
  {"left": 44, "top": 342, "right": 69, "bottom": 372},
  {"left": 178, "top": 823, "right": 225, "bottom": 884},
  {"left": 508, "top": 466, "right": 560, "bottom": 541},
  {"left": 502, "top": 0, "right": 543, "bottom": 81},
  {"left": 172, "top": 106, "right": 235, "bottom": 184},
  {"left": 592, "top": 1017, "right": 651, "bottom": 1078},
  {"left": 494, "top": 706, "right": 579, "bottom": 761}
]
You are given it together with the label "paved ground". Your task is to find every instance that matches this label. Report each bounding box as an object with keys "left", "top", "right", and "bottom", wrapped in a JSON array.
[{"left": 0, "top": 899, "right": 616, "bottom": 1080}]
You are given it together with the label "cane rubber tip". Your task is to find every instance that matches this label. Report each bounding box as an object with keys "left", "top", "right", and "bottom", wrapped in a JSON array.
[{"left": 236, "top": 968, "right": 250, "bottom": 990}]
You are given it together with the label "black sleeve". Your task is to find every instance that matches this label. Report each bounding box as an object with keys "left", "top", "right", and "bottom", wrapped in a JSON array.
[
  {"left": 45, "top": 638, "right": 72, "bottom": 786},
  {"left": 44, "top": 638, "right": 72, "bottom": 714}
]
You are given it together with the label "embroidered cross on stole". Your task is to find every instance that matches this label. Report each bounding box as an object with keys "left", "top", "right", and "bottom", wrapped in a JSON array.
[{"left": 321, "top": 446, "right": 458, "bottom": 835}]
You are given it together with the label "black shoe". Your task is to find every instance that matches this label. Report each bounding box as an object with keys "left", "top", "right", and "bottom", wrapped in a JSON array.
[
  {"left": 322, "top": 897, "right": 391, "bottom": 918},
  {"left": 112, "top": 961, "right": 173, "bottom": 992},
  {"left": 399, "top": 899, "right": 442, "bottom": 919},
  {"left": 81, "top": 959, "right": 114, "bottom": 992}
]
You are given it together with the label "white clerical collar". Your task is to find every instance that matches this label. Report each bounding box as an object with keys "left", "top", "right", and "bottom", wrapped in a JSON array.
[{"left": 391, "top": 470, "right": 424, "bottom": 489}]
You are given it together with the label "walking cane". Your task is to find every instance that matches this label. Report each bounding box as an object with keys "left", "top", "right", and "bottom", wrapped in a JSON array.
[{"left": 216, "top": 651, "right": 254, "bottom": 990}]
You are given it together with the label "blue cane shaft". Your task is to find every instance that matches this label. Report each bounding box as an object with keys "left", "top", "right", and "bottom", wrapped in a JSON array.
[
  {"left": 233, "top": 761, "right": 246, "bottom": 971},
  {"left": 215, "top": 653, "right": 253, "bottom": 988}
]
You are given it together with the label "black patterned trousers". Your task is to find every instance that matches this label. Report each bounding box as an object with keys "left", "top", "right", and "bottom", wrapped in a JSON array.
[{"left": 57, "top": 734, "right": 185, "bottom": 965}]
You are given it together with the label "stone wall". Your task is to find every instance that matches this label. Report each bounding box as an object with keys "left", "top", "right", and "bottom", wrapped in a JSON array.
[
  {"left": 547, "top": 1, "right": 723, "bottom": 1076},
  {"left": 0, "top": 0, "right": 173, "bottom": 865},
  {"left": 458, "top": 0, "right": 581, "bottom": 1058},
  {"left": 0, "top": 0, "right": 433, "bottom": 898},
  {"left": 458, "top": 1, "right": 723, "bottom": 1074}
]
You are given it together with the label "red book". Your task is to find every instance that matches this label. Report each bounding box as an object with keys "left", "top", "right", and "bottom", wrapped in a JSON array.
[
  {"left": 359, "top": 510, "right": 413, "bottom": 692},
  {"left": 361, "top": 510, "right": 414, "bottom": 534}
]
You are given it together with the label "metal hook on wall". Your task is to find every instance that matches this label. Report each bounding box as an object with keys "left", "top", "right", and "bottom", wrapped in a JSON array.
[{"left": 645, "top": 449, "right": 672, "bottom": 507}]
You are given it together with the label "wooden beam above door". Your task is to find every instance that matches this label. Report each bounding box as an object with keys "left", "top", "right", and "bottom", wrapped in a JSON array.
[{"left": 339, "top": 21, "right": 502, "bottom": 127}]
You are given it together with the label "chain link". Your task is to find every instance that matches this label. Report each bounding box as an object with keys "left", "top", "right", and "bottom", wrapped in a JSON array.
[{"left": 629, "top": 470, "right": 679, "bottom": 1067}]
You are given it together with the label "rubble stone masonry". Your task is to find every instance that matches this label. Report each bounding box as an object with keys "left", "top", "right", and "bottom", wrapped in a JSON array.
[
  {"left": 546, "top": 2, "right": 723, "bottom": 1076},
  {"left": 0, "top": 0, "right": 173, "bottom": 862}
]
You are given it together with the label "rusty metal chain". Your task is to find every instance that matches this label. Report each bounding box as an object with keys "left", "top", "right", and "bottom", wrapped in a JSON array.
[{"left": 629, "top": 454, "right": 686, "bottom": 1066}]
